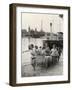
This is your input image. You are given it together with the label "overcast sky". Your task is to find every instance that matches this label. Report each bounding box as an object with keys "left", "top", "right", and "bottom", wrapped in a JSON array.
[{"left": 21, "top": 13, "right": 63, "bottom": 33}]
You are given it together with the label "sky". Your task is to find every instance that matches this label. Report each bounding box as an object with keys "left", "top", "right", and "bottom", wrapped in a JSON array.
[{"left": 21, "top": 13, "right": 63, "bottom": 33}]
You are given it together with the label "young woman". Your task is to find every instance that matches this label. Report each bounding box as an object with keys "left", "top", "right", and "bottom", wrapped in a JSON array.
[
  {"left": 50, "top": 44, "right": 59, "bottom": 56},
  {"left": 50, "top": 44, "right": 59, "bottom": 63}
]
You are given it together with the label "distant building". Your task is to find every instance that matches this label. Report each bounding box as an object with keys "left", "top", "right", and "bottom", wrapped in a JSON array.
[
  {"left": 45, "top": 32, "right": 57, "bottom": 40},
  {"left": 22, "top": 29, "right": 28, "bottom": 37}
]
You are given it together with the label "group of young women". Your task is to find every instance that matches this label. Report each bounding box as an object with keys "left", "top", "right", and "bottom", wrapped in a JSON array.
[
  {"left": 28, "top": 43, "right": 60, "bottom": 70},
  {"left": 29, "top": 43, "right": 59, "bottom": 57}
]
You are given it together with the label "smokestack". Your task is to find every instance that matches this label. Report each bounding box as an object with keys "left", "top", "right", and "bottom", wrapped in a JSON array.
[
  {"left": 41, "top": 20, "right": 43, "bottom": 31},
  {"left": 50, "top": 22, "right": 52, "bottom": 40}
]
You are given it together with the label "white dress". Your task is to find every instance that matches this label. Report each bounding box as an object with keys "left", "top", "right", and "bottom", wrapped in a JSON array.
[{"left": 51, "top": 48, "right": 59, "bottom": 56}]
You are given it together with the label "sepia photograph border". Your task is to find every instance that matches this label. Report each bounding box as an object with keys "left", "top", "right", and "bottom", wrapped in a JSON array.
[{"left": 9, "top": 3, "right": 70, "bottom": 86}]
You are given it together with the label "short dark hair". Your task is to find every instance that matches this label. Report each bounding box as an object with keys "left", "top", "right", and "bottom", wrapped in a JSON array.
[
  {"left": 31, "top": 44, "right": 34, "bottom": 48},
  {"left": 42, "top": 46, "right": 45, "bottom": 49},
  {"left": 39, "top": 46, "right": 42, "bottom": 48},
  {"left": 35, "top": 45, "right": 38, "bottom": 49}
]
